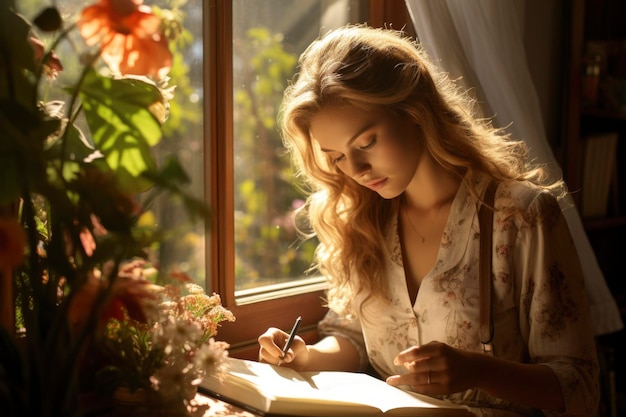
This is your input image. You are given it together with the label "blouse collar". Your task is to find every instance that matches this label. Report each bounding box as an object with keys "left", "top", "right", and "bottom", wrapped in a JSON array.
[{"left": 389, "top": 174, "right": 490, "bottom": 278}]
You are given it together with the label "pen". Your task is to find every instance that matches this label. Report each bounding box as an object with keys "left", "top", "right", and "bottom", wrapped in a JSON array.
[{"left": 278, "top": 315, "right": 302, "bottom": 366}]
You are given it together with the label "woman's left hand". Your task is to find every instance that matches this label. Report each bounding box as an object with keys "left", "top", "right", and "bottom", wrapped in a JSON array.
[{"left": 385, "top": 341, "right": 482, "bottom": 395}]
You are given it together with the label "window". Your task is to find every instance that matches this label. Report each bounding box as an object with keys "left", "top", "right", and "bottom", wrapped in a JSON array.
[
  {"left": 19, "top": 0, "right": 413, "bottom": 358},
  {"left": 207, "top": 0, "right": 415, "bottom": 358},
  {"left": 207, "top": 0, "right": 368, "bottom": 357}
]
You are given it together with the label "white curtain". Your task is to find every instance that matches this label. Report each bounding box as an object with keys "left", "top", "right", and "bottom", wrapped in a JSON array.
[{"left": 405, "top": 0, "right": 623, "bottom": 335}]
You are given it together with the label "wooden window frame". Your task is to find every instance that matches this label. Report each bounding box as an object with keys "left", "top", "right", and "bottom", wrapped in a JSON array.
[{"left": 205, "top": 0, "right": 413, "bottom": 359}]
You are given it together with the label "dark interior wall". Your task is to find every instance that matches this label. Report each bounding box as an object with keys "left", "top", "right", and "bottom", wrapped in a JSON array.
[{"left": 523, "top": 0, "right": 566, "bottom": 161}]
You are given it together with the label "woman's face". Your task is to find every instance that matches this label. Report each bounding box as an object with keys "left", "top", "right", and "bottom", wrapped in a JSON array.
[{"left": 310, "top": 104, "right": 422, "bottom": 199}]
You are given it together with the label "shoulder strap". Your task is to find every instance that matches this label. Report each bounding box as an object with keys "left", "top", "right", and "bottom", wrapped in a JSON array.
[{"left": 478, "top": 181, "right": 497, "bottom": 353}]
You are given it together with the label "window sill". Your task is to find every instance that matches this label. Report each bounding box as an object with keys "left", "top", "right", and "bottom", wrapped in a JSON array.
[{"left": 235, "top": 276, "right": 327, "bottom": 305}]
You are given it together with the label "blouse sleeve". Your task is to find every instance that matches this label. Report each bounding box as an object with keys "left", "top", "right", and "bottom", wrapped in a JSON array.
[
  {"left": 514, "top": 191, "right": 599, "bottom": 416},
  {"left": 317, "top": 308, "right": 370, "bottom": 372}
]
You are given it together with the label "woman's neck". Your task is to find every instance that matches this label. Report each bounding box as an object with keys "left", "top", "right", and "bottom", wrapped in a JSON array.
[{"left": 403, "top": 153, "right": 461, "bottom": 212}]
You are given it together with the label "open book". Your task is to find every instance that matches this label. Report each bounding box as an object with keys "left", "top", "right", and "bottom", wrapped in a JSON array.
[{"left": 199, "top": 357, "right": 473, "bottom": 416}]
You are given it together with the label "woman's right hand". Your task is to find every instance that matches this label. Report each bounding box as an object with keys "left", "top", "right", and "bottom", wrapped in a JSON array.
[{"left": 257, "top": 327, "right": 309, "bottom": 370}]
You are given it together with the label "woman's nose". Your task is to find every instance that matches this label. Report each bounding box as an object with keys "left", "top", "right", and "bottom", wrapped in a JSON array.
[{"left": 344, "top": 154, "right": 371, "bottom": 178}]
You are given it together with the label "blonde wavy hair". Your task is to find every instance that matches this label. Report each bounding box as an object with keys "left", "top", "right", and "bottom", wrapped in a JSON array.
[{"left": 280, "top": 25, "right": 561, "bottom": 315}]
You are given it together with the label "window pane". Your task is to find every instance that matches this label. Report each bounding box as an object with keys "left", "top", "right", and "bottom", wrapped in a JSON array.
[
  {"left": 232, "top": 0, "right": 366, "bottom": 292},
  {"left": 149, "top": 0, "right": 206, "bottom": 285}
]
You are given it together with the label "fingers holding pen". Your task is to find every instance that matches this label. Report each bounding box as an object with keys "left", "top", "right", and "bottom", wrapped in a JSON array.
[
  {"left": 278, "top": 335, "right": 307, "bottom": 366},
  {"left": 258, "top": 327, "right": 288, "bottom": 363},
  {"left": 279, "top": 316, "right": 302, "bottom": 365},
  {"left": 257, "top": 327, "right": 308, "bottom": 368}
]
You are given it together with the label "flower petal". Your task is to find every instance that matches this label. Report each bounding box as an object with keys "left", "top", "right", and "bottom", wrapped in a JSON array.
[{"left": 78, "top": 0, "right": 172, "bottom": 77}]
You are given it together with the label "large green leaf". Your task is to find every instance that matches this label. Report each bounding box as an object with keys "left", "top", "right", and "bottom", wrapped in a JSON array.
[
  {"left": 142, "top": 157, "right": 210, "bottom": 224},
  {"left": 78, "top": 69, "right": 163, "bottom": 193},
  {"left": 44, "top": 112, "right": 107, "bottom": 182}
]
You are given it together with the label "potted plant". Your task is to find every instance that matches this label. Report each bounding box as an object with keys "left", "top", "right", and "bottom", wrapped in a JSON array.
[{"left": 0, "top": 1, "right": 232, "bottom": 415}]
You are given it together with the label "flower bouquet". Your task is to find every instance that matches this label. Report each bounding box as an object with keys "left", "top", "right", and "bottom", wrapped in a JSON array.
[
  {"left": 91, "top": 267, "right": 235, "bottom": 415},
  {"left": 0, "top": 0, "right": 230, "bottom": 416}
]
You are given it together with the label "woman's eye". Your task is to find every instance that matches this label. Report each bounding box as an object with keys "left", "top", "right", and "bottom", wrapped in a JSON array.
[
  {"left": 332, "top": 154, "right": 346, "bottom": 164},
  {"left": 360, "top": 136, "right": 377, "bottom": 150}
]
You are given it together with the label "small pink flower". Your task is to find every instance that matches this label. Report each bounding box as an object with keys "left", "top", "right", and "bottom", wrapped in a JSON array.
[
  {"left": 79, "top": 228, "right": 96, "bottom": 257},
  {"left": 170, "top": 271, "right": 193, "bottom": 284},
  {"left": 28, "top": 36, "right": 63, "bottom": 77}
]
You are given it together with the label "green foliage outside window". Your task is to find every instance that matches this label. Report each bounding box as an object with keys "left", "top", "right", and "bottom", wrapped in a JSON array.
[{"left": 233, "top": 27, "right": 318, "bottom": 290}]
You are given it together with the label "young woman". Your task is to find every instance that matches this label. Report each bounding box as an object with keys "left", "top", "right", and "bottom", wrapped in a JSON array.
[{"left": 257, "top": 25, "right": 598, "bottom": 417}]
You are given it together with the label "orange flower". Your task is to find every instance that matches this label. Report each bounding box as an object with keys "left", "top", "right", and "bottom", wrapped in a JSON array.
[
  {"left": 78, "top": 0, "right": 172, "bottom": 78},
  {"left": 0, "top": 218, "right": 27, "bottom": 269},
  {"left": 67, "top": 269, "right": 157, "bottom": 332}
]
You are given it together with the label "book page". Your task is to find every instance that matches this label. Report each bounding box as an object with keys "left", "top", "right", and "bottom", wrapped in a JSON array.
[
  {"left": 209, "top": 359, "right": 382, "bottom": 415},
  {"left": 203, "top": 358, "right": 471, "bottom": 416},
  {"left": 225, "top": 357, "right": 328, "bottom": 399},
  {"left": 304, "top": 371, "right": 461, "bottom": 413}
]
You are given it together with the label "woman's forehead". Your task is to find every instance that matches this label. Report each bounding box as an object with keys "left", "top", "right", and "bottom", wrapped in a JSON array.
[{"left": 309, "top": 105, "right": 377, "bottom": 148}]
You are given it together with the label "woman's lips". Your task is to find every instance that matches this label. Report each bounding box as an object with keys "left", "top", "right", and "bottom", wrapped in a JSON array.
[{"left": 366, "top": 178, "right": 387, "bottom": 191}]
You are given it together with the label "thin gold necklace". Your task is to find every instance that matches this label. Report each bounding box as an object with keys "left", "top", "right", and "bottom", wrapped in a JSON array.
[{"left": 401, "top": 200, "right": 446, "bottom": 244}]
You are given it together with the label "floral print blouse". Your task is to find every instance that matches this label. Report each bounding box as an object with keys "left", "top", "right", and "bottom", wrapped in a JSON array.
[{"left": 318, "top": 177, "right": 599, "bottom": 417}]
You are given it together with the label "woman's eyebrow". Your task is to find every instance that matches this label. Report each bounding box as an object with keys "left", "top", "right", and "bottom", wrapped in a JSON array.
[{"left": 319, "top": 121, "right": 376, "bottom": 152}]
